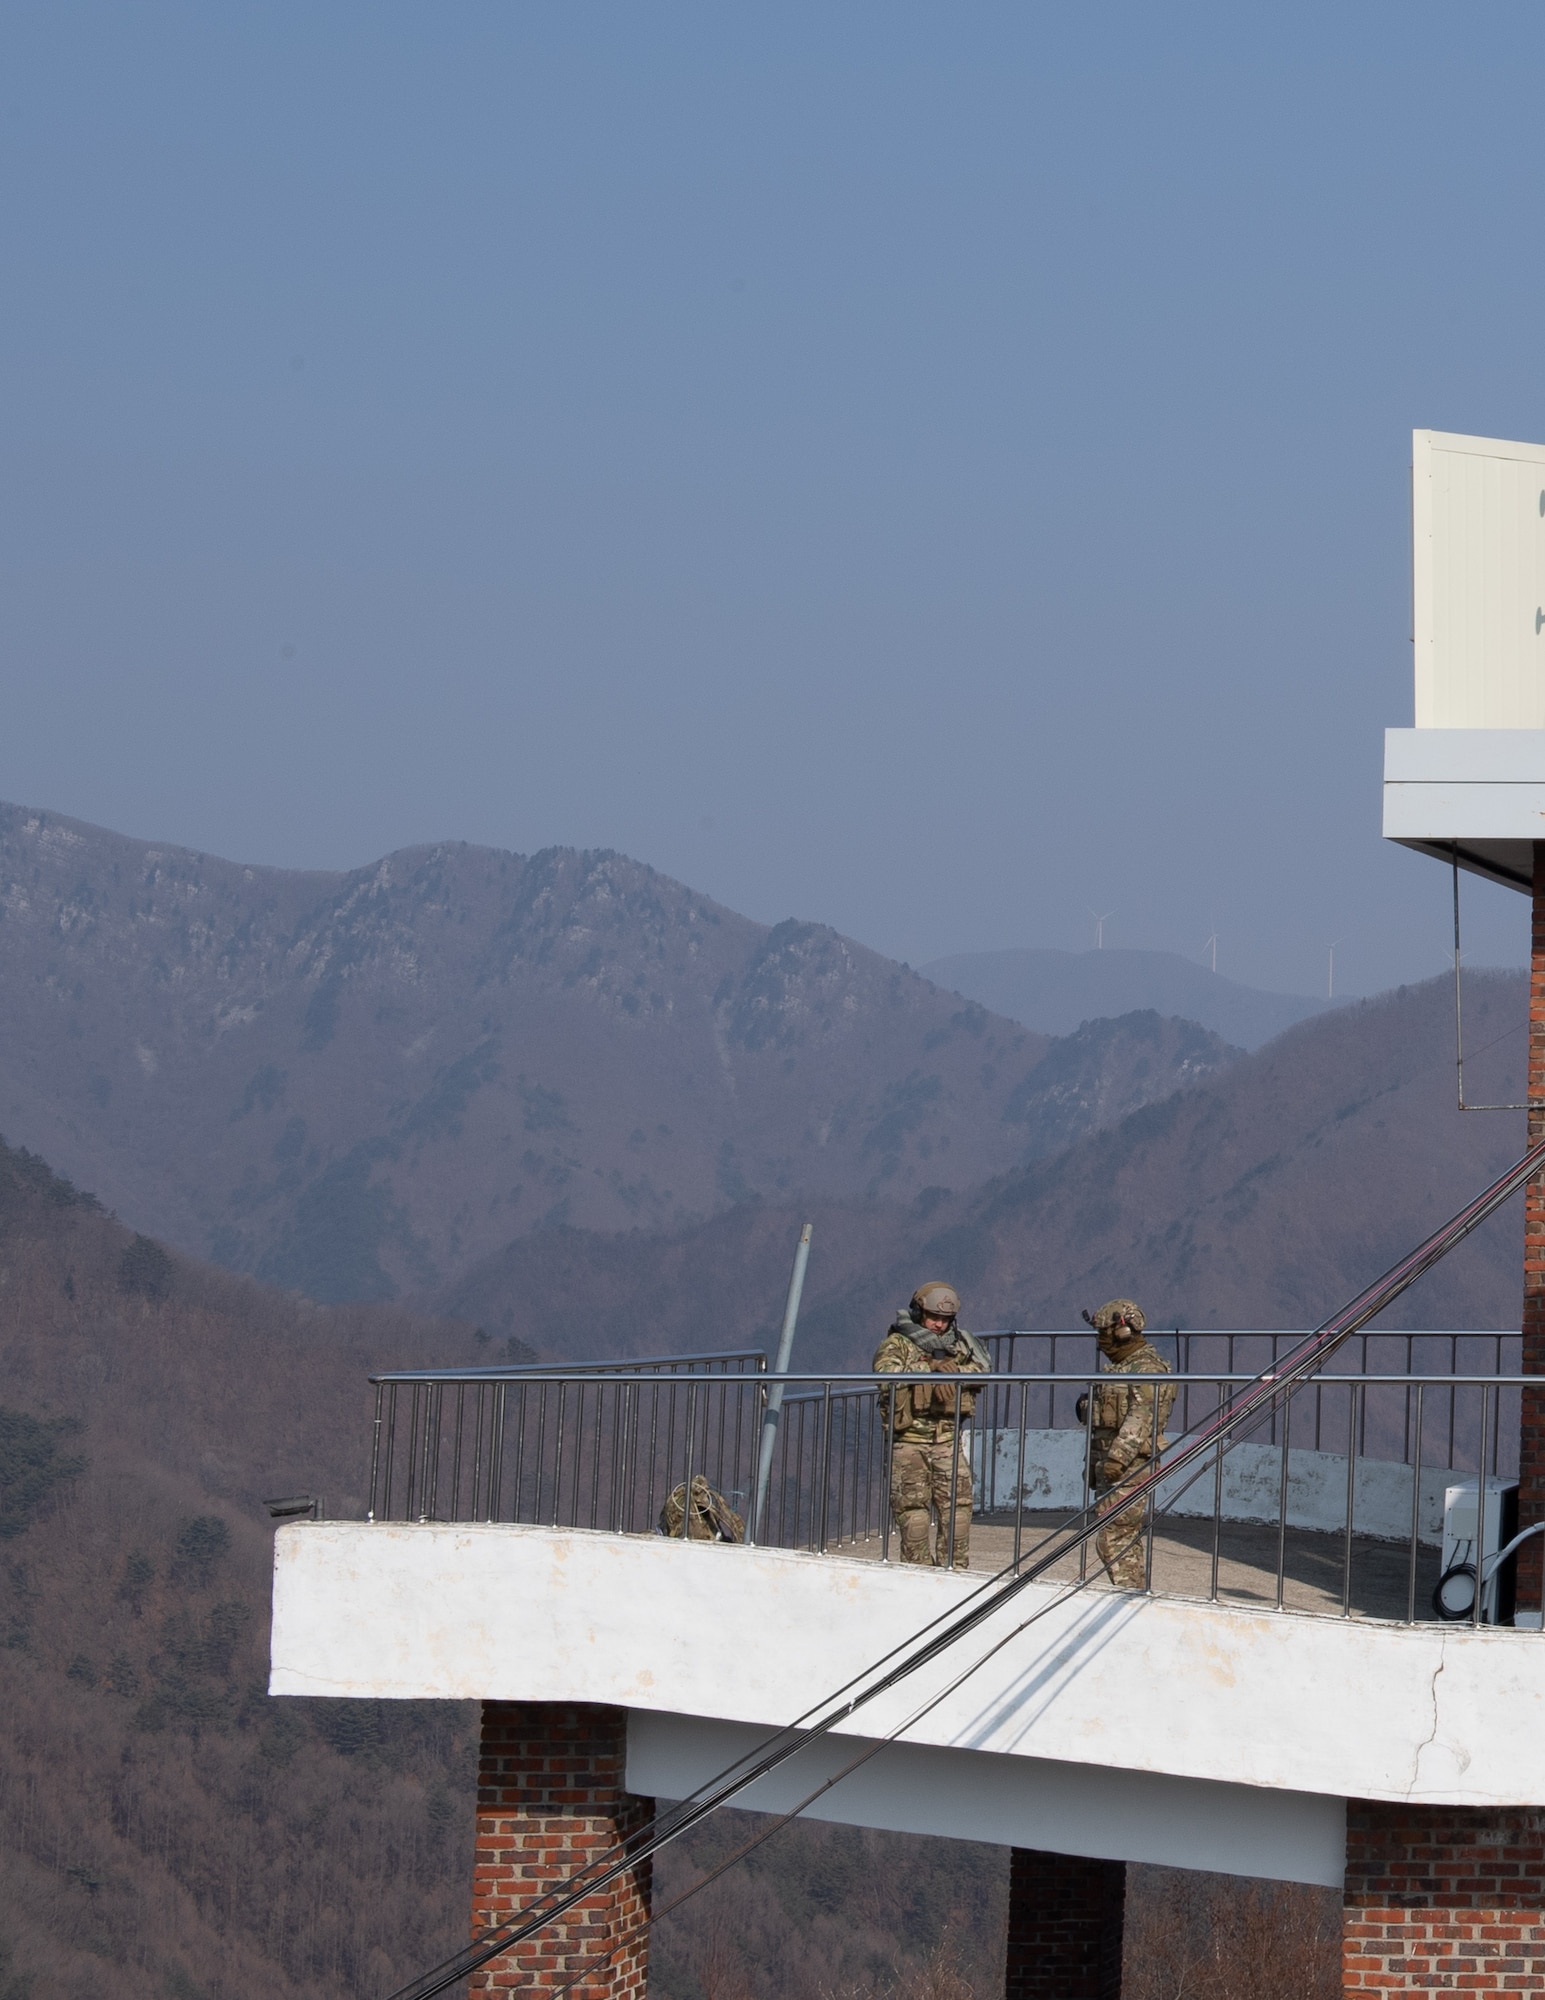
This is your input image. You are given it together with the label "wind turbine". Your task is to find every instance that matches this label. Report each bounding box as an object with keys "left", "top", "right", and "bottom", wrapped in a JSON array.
[
  {"left": 1326, "top": 942, "right": 1340, "bottom": 1000},
  {"left": 1089, "top": 909, "right": 1114, "bottom": 951},
  {"left": 1202, "top": 926, "right": 1218, "bottom": 975}
]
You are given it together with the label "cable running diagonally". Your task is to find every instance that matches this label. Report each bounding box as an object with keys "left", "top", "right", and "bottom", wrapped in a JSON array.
[{"left": 382, "top": 1134, "right": 1545, "bottom": 2000}]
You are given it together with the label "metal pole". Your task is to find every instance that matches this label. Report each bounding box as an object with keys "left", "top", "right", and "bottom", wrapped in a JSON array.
[{"left": 750, "top": 1223, "right": 813, "bottom": 1542}]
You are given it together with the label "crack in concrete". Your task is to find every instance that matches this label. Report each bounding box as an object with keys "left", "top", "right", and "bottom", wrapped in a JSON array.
[{"left": 1408, "top": 1639, "right": 1447, "bottom": 1793}]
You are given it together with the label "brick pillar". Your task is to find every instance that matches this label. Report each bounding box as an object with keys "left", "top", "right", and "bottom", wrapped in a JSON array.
[
  {"left": 1522, "top": 841, "right": 1545, "bottom": 1615},
  {"left": 1004, "top": 1848, "right": 1125, "bottom": 2000},
  {"left": 1343, "top": 1801, "right": 1545, "bottom": 1990},
  {"left": 470, "top": 1700, "right": 653, "bottom": 1999}
]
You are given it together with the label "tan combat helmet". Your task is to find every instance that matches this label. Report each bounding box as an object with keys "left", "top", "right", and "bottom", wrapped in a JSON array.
[
  {"left": 1085, "top": 1297, "right": 1146, "bottom": 1340},
  {"left": 911, "top": 1282, "right": 960, "bottom": 1322}
]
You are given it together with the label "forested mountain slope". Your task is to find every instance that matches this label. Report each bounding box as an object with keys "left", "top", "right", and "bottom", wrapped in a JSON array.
[
  {"left": 446, "top": 973, "right": 1528, "bottom": 1364},
  {"left": 0, "top": 1136, "right": 485, "bottom": 1997}
]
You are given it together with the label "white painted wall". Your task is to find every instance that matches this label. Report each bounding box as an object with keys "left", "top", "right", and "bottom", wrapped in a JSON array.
[
  {"left": 974, "top": 1427, "right": 1452, "bottom": 1542},
  {"left": 626, "top": 1711, "right": 1347, "bottom": 1888},
  {"left": 271, "top": 1523, "right": 1545, "bottom": 1815}
]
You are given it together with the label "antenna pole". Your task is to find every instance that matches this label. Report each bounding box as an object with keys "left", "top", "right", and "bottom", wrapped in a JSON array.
[{"left": 750, "top": 1223, "right": 813, "bottom": 1544}]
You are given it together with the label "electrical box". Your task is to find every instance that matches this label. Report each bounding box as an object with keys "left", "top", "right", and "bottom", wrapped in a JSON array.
[{"left": 1438, "top": 1477, "right": 1519, "bottom": 1625}]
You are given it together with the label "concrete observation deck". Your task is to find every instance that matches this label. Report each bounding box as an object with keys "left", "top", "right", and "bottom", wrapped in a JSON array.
[{"left": 270, "top": 1518, "right": 1545, "bottom": 1894}]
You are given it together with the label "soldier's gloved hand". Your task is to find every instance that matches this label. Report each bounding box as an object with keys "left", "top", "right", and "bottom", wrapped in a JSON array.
[
  {"left": 930, "top": 1356, "right": 961, "bottom": 1373},
  {"left": 1075, "top": 1393, "right": 1089, "bottom": 1425},
  {"left": 1102, "top": 1456, "right": 1128, "bottom": 1485}
]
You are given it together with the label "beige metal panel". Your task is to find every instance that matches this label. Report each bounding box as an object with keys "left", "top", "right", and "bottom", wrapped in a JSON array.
[{"left": 1414, "top": 429, "right": 1545, "bottom": 727}]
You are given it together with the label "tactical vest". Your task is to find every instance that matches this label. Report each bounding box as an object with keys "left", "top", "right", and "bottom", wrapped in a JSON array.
[
  {"left": 1089, "top": 1340, "right": 1176, "bottom": 1462},
  {"left": 874, "top": 1315, "right": 990, "bottom": 1443}
]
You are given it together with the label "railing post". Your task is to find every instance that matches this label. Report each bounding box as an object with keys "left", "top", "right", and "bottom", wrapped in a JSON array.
[
  {"left": 367, "top": 1380, "right": 384, "bottom": 1523},
  {"left": 1475, "top": 1387, "right": 1492, "bottom": 1628},
  {"left": 1013, "top": 1378, "right": 1029, "bottom": 1572},
  {"left": 381, "top": 1383, "right": 398, "bottom": 1522},
  {"left": 1407, "top": 1383, "right": 1425, "bottom": 1624},
  {"left": 1275, "top": 1385, "right": 1291, "bottom": 1611},
  {"left": 1342, "top": 1383, "right": 1361, "bottom": 1616},
  {"left": 450, "top": 1382, "right": 466, "bottom": 1522},
  {"left": 816, "top": 1383, "right": 833, "bottom": 1554}
]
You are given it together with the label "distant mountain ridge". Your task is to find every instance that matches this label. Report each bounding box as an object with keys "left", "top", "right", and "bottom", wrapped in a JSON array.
[
  {"left": 921, "top": 946, "right": 1340, "bottom": 1050},
  {"left": 0, "top": 803, "right": 1237, "bottom": 1303},
  {"left": 444, "top": 972, "right": 1526, "bottom": 1363}
]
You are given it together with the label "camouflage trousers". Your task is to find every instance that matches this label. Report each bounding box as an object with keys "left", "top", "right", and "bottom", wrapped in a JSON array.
[
  {"left": 889, "top": 1437, "right": 973, "bottom": 1568},
  {"left": 1093, "top": 1468, "right": 1152, "bottom": 1591}
]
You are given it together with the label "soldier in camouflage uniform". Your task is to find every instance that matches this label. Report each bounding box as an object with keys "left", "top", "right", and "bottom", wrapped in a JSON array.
[
  {"left": 1080, "top": 1299, "right": 1175, "bottom": 1591},
  {"left": 873, "top": 1283, "right": 991, "bottom": 1568},
  {"left": 658, "top": 1473, "right": 745, "bottom": 1542}
]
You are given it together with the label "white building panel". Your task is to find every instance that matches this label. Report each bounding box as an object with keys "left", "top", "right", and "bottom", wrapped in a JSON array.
[{"left": 1414, "top": 429, "right": 1545, "bottom": 728}]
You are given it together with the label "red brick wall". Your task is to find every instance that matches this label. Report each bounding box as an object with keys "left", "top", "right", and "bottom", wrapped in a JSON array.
[
  {"left": 470, "top": 1700, "right": 653, "bottom": 1999},
  {"left": 1344, "top": 1800, "right": 1545, "bottom": 1991},
  {"left": 1522, "top": 842, "right": 1545, "bottom": 1614},
  {"left": 1004, "top": 1848, "right": 1125, "bottom": 2000}
]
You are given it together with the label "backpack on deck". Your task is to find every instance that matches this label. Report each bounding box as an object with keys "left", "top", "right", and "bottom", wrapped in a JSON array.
[{"left": 657, "top": 1475, "right": 746, "bottom": 1543}]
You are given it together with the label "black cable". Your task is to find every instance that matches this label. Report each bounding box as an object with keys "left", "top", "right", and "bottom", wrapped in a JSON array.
[
  {"left": 530, "top": 1577, "right": 1093, "bottom": 2000},
  {"left": 381, "top": 1133, "right": 1545, "bottom": 1999}
]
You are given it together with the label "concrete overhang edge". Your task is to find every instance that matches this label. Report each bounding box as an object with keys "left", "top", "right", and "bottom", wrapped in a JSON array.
[{"left": 269, "top": 1522, "right": 1545, "bottom": 1812}]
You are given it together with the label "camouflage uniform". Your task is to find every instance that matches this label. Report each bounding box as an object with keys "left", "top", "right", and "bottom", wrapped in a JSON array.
[
  {"left": 658, "top": 1474, "right": 745, "bottom": 1542},
  {"left": 1085, "top": 1302, "right": 1175, "bottom": 1591},
  {"left": 874, "top": 1297, "right": 990, "bottom": 1569}
]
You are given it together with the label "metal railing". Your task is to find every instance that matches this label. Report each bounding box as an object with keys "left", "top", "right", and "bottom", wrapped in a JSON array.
[
  {"left": 361, "top": 1339, "right": 1540, "bottom": 1628},
  {"left": 366, "top": 1350, "right": 765, "bottom": 1531}
]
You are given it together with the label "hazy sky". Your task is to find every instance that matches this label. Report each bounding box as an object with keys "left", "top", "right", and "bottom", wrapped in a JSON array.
[{"left": 3, "top": 4, "right": 1542, "bottom": 994}]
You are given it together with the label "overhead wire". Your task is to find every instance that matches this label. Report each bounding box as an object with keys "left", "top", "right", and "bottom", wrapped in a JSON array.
[
  {"left": 381, "top": 1132, "right": 1545, "bottom": 2000},
  {"left": 521, "top": 1576, "right": 1093, "bottom": 2000}
]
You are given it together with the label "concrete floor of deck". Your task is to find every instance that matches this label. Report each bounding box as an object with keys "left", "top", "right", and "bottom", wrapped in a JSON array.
[{"left": 833, "top": 1511, "right": 1447, "bottom": 1623}]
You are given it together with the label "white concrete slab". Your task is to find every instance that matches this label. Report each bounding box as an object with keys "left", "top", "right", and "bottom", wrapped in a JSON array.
[
  {"left": 625, "top": 1711, "right": 1347, "bottom": 1888},
  {"left": 269, "top": 1523, "right": 1545, "bottom": 1812}
]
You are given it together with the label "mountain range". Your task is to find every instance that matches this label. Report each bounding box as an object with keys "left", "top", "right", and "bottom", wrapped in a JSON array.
[
  {"left": 921, "top": 946, "right": 1339, "bottom": 1050},
  {"left": 0, "top": 803, "right": 1238, "bottom": 1304},
  {"left": 447, "top": 971, "right": 1527, "bottom": 1364}
]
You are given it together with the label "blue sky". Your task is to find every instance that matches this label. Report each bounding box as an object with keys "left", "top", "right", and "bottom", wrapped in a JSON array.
[{"left": 2, "top": 3, "right": 1542, "bottom": 992}]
